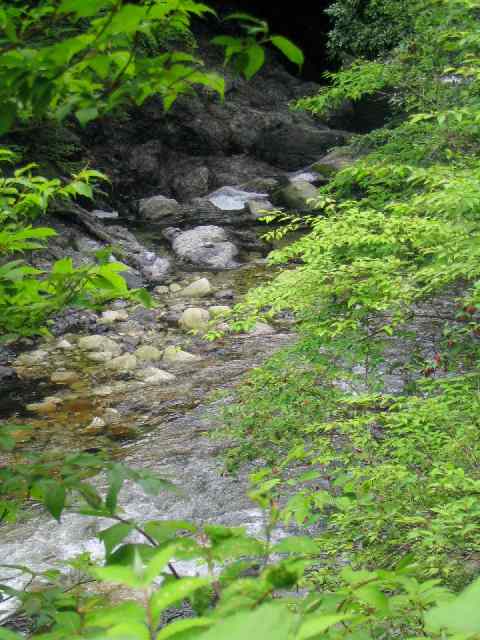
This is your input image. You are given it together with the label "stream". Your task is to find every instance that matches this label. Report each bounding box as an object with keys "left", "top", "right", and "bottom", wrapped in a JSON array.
[{"left": 0, "top": 247, "right": 294, "bottom": 616}]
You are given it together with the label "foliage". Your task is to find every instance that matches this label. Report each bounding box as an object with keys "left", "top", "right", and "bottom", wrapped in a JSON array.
[{"left": 325, "top": 0, "right": 415, "bottom": 59}]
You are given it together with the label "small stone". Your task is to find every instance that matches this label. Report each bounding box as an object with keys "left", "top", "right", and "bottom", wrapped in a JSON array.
[
  {"left": 86, "top": 352, "right": 114, "bottom": 364},
  {"left": 106, "top": 354, "right": 138, "bottom": 373},
  {"left": 50, "top": 371, "right": 80, "bottom": 385},
  {"left": 179, "top": 308, "right": 210, "bottom": 331},
  {"left": 135, "top": 345, "right": 163, "bottom": 362},
  {"left": 170, "top": 283, "right": 182, "bottom": 293},
  {"left": 56, "top": 339, "right": 73, "bottom": 351},
  {"left": 209, "top": 306, "right": 231, "bottom": 317},
  {"left": 94, "top": 383, "right": 128, "bottom": 397},
  {"left": 78, "top": 335, "right": 121, "bottom": 354},
  {"left": 154, "top": 286, "right": 170, "bottom": 295},
  {"left": 179, "top": 278, "right": 212, "bottom": 298},
  {"left": 163, "top": 346, "right": 202, "bottom": 364},
  {"left": 14, "top": 350, "right": 49, "bottom": 368},
  {"left": 91, "top": 209, "right": 119, "bottom": 221},
  {"left": 100, "top": 310, "right": 129, "bottom": 324},
  {"left": 136, "top": 367, "right": 176, "bottom": 384},
  {"left": 103, "top": 408, "right": 121, "bottom": 425},
  {"left": 84, "top": 416, "right": 107, "bottom": 433}
]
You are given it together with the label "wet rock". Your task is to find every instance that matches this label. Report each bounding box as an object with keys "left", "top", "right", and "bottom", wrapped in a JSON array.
[
  {"left": 180, "top": 308, "right": 210, "bottom": 331},
  {"left": 135, "top": 346, "right": 163, "bottom": 363},
  {"left": 215, "top": 289, "right": 235, "bottom": 301},
  {"left": 106, "top": 354, "right": 138, "bottom": 373},
  {"left": 78, "top": 335, "right": 121, "bottom": 355},
  {"left": 274, "top": 180, "right": 318, "bottom": 211},
  {"left": 240, "top": 177, "right": 280, "bottom": 194},
  {"left": 120, "top": 267, "right": 144, "bottom": 289},
  {"left": 94, "top": 383, "right": 129, "bottom": 397},
  {"left": 255, "top": 123, "right": 349, "bottom": 171},
  {"left": 14, "top": 350, "right": 49, "bottom": 368},
  {"left": 136, "top": 367, "right": 176, "bottom": 384},
  {"left": 0, "top": 366, "right": 17, "bottom": 384},
  {"left": 100, "top": 310, "right": 129, "bottom": 324},
  {"left": 163, "top": 346, "right": 202, "bottom": 364},
  {"left": 170, "top": 283, "right": 182, "bottom": 293},
  {"left": 179, "top": 278, "right": 212, "bottom": 298},
  {"left": 164, "top": 226, "right": 239, "bottom": 270},
  {"left": 74, "top": 237, "right": 104, "bottom": 254},
  {"left": 207, "top": 186, "right": 268, "bottom": 212},
  {"left": 107, "top": 424, "right": 139, "bottom": 440},
  {"left": 50, "top": 371, "right": 80, "bottom": 385},
  {"left": 138, "top": 195, "right": 182, "bottom": 222},
  {"left": 91, "top": 209, "right": 119, "bottom": 221},
  {"left": 86, "top": 352, "right": 116, "bottom": 364}
]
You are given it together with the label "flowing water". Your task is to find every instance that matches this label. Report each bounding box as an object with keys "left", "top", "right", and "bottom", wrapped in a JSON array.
[{"left": 0, "top": 256, "right": 293, "bottom": 618}]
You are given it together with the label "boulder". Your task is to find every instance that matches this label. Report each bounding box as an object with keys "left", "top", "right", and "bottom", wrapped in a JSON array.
[
  {"left": 164, "top": 226, "right": 239, "bottom": 270},
  {"left": 179, "top": 278, "right": 212, "bottom": 298},
  {"left": 138, "top": 195, "right": 182, "bottom": 222},
  {"left": 255, "top": 123, "right": 349, "bottom": 171},
  {"left": 163, "top": 346, "right": 202, "bottom": 364},
  {"left": 274, "top": 180, "right": 318, "bottom": 211},
  {"left": 179, "top": 308, "right": 211, "bottom": 331}
]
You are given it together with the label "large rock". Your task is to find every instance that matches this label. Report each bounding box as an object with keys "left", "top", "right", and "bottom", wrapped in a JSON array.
[
  {"left": 179, "top": 308, "right": 211, "bottom": 331},
  {"left": 164, "top": 226, "right": 239, "bottom": 270},
  {"left": 136, "top": 367, "right": 176, "bottom": 384},
  {"left": 274, "top": 180, "right": 318, "bottom": 211},
  {"left": 138, "top": 195, "right": 182, "bottom": 222},
  {"left": 135, "top": 345, "right": 163, "bottom": 362},
  {"left": 255, "top": 123, "right": 349, "bottom": 171}
]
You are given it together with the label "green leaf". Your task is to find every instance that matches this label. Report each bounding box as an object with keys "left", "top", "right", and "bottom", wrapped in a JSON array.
[
  {"left": 270, "top": 36, "right": 304, "bottom": 67},
  {"left": 105, "top": 464, "right": 126, "bottom": 514},
  {"left": 297, "top": 614, "right": 354, "bottom": 640},
  {"left": 99, "top": 522, "right": 134, "bottom": 559},
  {"left": 201, "top": 603, "right": 294, "bottom": 640},
  {"left": 243, "top": 44, "right": 265, "bottom": 80},
  {"left": 156, "top": 617, "right": 212, "bottom": 640},
  {"left": 0, "top": 103, "right": 16, "bottom": 135},
  {"left": 272, "top": 536, "right": 320, "bottom": 555},
  {"left": 75, "top": 107, "right": 99, "bottom": 127},
  {"left": 150, "top": 578, "right": 211, "bottom": 627},
  {"left": 425, "top": 577, "right": 480, "bottom": 634},
  {"left": 0, "top": 630, "right": 23, "bottom": 640},
  {"left": 42, "top": 482, "right": 66, "bottom": 522}
]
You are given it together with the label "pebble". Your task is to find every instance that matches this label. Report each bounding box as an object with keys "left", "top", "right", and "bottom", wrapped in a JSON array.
[
  {"left": 14, "top": 350, "right": 49, "bottom": 368},
  {"left": 136, "top": 368, "right": 176, "bottom": 385},
  {"left": 56, "top": 339, "right": 73, "bottom": 351},
  {"left": 154, "top": 286, "right": 170, "bottom": 295},
  {"left": 78, "top": 335, "right": 121, "bottom": 354},
  {"left": 169, "top": 284, "right": 182, "bottom": 293}
]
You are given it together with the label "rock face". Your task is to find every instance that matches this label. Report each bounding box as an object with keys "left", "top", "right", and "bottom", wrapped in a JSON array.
[{"left": 164, "top": 226, "right": 239, "bottom": 270}]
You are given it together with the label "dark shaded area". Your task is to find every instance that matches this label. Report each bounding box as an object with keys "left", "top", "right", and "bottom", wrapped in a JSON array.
[{"left": 208, "top": 1, "right": 335, "bottom": 80}]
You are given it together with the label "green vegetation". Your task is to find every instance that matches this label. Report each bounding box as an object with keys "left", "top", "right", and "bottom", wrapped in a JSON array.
[{"left": 3, "top": 0, "right": 480, "bottom": 638}]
